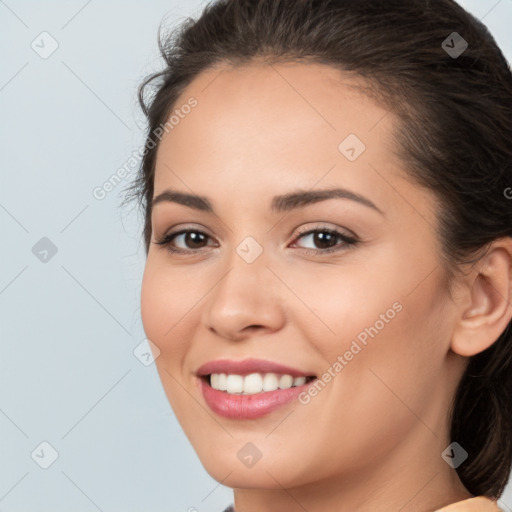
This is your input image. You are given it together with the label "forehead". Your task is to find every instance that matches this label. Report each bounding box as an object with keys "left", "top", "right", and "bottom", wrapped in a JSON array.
[
  {"left": 153, "top": 61, "right": 401, "bottom": 206},
  {"left": 159, "top": 60, "right": 392, "bottom": 148}
]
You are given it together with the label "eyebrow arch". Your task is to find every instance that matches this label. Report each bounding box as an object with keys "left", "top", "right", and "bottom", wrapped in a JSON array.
[{"left": 151, "top": 187, "right": 384, "bottom": 215}]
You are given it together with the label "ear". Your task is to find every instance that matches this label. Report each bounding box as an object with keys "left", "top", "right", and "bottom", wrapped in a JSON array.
[{"left": 451, "top": 237, "right": 512, "bottom": 357}]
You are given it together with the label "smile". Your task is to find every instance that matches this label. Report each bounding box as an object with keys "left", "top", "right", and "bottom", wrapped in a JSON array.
[{"left": 196, "top": 358, "right": 318, "bottom": 419}]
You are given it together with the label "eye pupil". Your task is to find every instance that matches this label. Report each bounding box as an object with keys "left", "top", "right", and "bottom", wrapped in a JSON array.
[
  {"left": 314, "top": 231, "right": 337, "bottom": 249},
  {"left": 186, "top": 232, "right": 207, "bottom": 248}
]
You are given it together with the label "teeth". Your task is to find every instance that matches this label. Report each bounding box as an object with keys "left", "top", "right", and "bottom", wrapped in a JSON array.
[
  {"left": 226, "top": 374, "right": 244, "bottom": 394},
  {"left": 209, "top": 372, "right": 310, "bottom": 394},
  {"left": 293, "top": 376, "right": 306, "bottom": 387},
  {"left": 218, "top": 373, "right": 228, "bottom": 391},
  {"left": 244, "top": 373, "right": 263, "bottom": 394},
  {"left": 262, "top": 373, "right": 278, "bottom": 391},
  {"left": 279, "top": 374, "right": 293, "bottom": 389}
]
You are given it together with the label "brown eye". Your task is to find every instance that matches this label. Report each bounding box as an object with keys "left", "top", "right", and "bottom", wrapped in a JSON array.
[
  {"left": 311, "top": 231, "right": 338, "bottom": 249},
  {"left": 292, "top": 227, "right": 359, "bottom": 255},
  {"left": 154, "top": 229, "right": 214, "bottom": 253},
  {"left": 179, "top": 231, "right": 209, "bottom": 249}
]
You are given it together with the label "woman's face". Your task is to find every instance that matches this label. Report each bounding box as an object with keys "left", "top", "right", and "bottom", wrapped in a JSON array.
[{"left": 141, "top": 62, "right": 468, "bottom": 496}]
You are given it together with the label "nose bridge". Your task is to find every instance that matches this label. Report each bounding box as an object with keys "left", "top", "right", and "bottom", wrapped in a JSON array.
[
  {"left": 214, "top": 233, "right": 271, "bottom": 306},
  {"left": 234, "top": 234, "right": 266, "bottom": 267}
]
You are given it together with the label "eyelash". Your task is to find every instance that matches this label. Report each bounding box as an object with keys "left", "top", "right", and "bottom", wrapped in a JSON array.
[{"left": 153, "top": 225, "right": 359, "bottom": 256}]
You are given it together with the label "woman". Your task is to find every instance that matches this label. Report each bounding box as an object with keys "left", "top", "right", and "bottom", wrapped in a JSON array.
[{"left": 126, "top": 0, "right": 512, "bottom": 510}]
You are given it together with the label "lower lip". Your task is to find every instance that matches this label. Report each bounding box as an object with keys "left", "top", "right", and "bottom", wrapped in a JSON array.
[{"left": 199, "top": 377, "right": 315, "bottom": 420}]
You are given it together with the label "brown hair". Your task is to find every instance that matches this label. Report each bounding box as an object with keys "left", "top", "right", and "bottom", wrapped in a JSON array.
[{"left": 125, "top": 0, "right": 512, "bottom": 497}]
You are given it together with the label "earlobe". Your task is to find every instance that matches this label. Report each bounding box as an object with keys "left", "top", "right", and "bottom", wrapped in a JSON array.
[{"left": 451, "top": 238, "right": 512, "bottom": 358}]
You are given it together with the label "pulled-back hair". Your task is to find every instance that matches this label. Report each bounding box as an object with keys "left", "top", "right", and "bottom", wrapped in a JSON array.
[{"left": 125, "top": 0, "right": 512, "bottom": 497}]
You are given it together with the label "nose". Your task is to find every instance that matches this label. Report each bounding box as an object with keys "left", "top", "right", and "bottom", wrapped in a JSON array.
[{"left": 201, "top": 249, "right": 286, "bottom": 342}]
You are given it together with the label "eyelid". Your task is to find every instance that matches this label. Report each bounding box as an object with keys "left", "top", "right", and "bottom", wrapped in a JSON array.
[
  {"left": 289, "top": 224, "right": 359, "bottom": 254},
  {"left": 157, "top": 223, "right": 216, "bottom": 241},
  {"left": 154, "top": 224, "right": 218, "bottom": 249},
  {"left": 292, "top": 222, "right": 357, "bottom": 240}
]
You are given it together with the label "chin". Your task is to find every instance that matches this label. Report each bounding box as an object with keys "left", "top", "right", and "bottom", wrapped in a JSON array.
[
  {"left": 204, "top": 462, "right": 292, "bottom": 489},
  {"left": 196, "top": 445, "right": 314, "bottom": 490}
]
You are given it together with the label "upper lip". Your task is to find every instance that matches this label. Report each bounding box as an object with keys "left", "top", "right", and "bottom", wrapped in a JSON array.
[{"left": 196, "top": 358, "right": 316, "bottom": 378}]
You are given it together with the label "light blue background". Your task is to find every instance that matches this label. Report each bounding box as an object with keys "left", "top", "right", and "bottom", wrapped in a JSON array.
[{"left": 1, "top": 1, "right": 511, "bottom": 511}]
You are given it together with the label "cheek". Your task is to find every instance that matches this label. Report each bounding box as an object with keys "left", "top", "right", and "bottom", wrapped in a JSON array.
[
  {"left": 140, "top": 261, "right": 203, "bottom": 421},
  {"left": 140, "top": 259, "right": 199, "bottom": 364},
  {"left": 295, "top": 252, "right": 450, "bottom": 418},
  {"left": 140, "top": 263, "right": 167, "bottom": 345},
  {"left": 324, "top": 273, "right": 450, "bottom": 436},
  {"left": 277, "top": 255, "right": 403, "bottom": 352}
]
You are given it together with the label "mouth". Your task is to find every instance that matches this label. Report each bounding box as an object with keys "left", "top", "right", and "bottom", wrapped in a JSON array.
[{"left": 195, "top": 359, "right": 319, "bottom": 419}]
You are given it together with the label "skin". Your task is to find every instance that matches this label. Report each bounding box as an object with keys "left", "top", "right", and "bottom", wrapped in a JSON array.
[{"left": 140, "top": 61, "right": 512, "bottom": 512}]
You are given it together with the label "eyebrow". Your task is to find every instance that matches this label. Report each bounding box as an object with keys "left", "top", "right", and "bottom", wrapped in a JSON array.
[{"left": 151, "top": 188, "right": 384, "bottom": 215}]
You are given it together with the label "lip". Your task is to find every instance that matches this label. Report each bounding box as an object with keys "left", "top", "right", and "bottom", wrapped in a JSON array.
[
  {"left": 195, "top": 358, "right": 317, "bottom": 420},
  {"left": 196, "top": 358, "right": 315, "bottom": 378}
]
